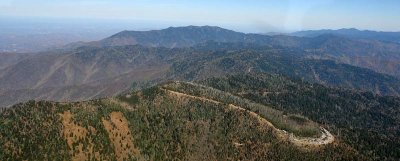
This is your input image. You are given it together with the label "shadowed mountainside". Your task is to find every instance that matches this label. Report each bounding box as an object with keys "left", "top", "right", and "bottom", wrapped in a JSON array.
[
  {"left": 1, "top": 40, "right": 400, "bottom": 107},
  {"left": 1, "top": 42, "right": 400, "bottom": 107}
]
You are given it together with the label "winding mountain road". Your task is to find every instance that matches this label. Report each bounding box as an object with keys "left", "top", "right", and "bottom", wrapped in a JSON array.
[{"left": 162, "top": 87, "right": 335, "bottom": 147}]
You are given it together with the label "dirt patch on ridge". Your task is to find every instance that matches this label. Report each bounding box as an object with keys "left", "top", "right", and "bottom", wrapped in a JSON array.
[
  {"left": 60, "top": 111, "right": 100, "bottom": 161},
  {"left": 102, "top": 112, "right": 141, "bottom": 161}
]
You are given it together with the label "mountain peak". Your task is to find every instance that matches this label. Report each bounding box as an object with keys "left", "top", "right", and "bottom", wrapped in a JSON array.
[
  {"left": 100, "top": 26, "right": 245, "bottom": 48},
  {"left": 167, "top": 25, "right": 219, "bottom": 29},
  {"left": 162, "top": 25, "right": 236, "bottom": 33},
  {"left": 338, "top": 28, "right": 359, "bottom": 31}
]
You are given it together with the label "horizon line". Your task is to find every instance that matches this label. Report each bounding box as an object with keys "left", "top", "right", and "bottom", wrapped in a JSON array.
[{"left": 1, "top": 16, "right": 400, "bottom": 33}]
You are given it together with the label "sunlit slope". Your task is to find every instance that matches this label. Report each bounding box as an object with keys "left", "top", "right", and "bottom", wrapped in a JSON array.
[{"left": 0, "top": 82, "right": 361, "bottom": 160}]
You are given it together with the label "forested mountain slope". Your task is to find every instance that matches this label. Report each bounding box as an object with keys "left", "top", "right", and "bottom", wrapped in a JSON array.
[
  {"left": 200, "top": 73, "right": 400, "bottom": 160},
  {"left": 168, "top": 44, "right": 400, "bottom": 96},
  {"left": 0, "top": 82, "right": 362, "bottom": 160}
]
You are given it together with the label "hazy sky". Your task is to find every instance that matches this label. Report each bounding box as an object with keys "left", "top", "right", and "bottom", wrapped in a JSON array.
[{"left": 1, "top": 0, "right": 399, "bottom": 32}]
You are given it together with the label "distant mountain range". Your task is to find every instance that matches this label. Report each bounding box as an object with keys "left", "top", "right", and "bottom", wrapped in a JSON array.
[
  {"left": 73, "top": 26, "right": 400, "bottom": 77},
  {"left": 67, "top": 25, "right": 284, "bottom": 48},
  {"left": 292, "top": 28, "right": 400, "bottom": 43},
  {"left": 1, "top": 43, "right": 400, "bottom": 106},
  {"left": 1, "top": 25, "right": 400, "bottom": 107}
]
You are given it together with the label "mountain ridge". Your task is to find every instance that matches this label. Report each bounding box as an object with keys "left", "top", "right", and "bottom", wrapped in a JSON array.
[
  {"left": 292, "top": 28, "right": 400, "bottom": 43},
  {"left": 68, "top": 26, "right": 400, "bottom": 78},
  {"left": 1, "top": 41, "right": 400, "bottom": 107}
]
